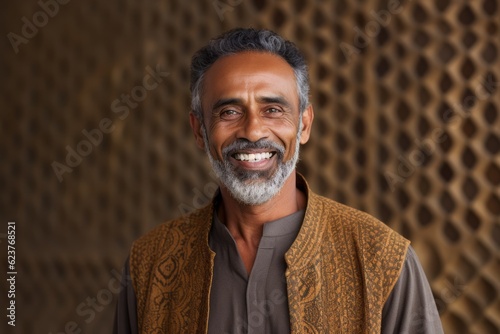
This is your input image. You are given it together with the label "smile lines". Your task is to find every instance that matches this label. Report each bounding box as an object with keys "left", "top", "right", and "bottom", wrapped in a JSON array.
[{"left": 233, "top": 152, "right": 275, "bottom": 162}]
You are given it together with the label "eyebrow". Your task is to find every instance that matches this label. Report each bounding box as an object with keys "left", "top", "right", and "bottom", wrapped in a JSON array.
[
  {"left": 211, "top": 98, "right": 243, "bottom": 111},
  {"left": 211, "top": 96, "right": 292, "bottom": 111},
  {"left": 256, "top": 96, "right": 292, "bottom": 109}
]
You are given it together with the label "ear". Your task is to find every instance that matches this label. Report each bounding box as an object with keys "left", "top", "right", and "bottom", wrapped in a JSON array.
[
  {"left": 189, "top": 112, "right": 206, "bottom": 150},
  {"left": 299, "top": 104, "right": 314, "bottom": 144}
]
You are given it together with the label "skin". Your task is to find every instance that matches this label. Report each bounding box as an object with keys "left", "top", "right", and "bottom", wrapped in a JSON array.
[{"left": 190, "top": 51, "right": 314, "bottom": 274}]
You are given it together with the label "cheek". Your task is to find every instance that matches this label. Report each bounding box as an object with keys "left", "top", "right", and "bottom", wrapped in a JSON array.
[
  {"left": 274, "top": 123, "right": 300, "bottom": 148},
  {"left": 207, "top": 128, "right": 232, "bottom": 157},
  {"left": 273, "top": 136, "right": 298, "bottom": 161}
]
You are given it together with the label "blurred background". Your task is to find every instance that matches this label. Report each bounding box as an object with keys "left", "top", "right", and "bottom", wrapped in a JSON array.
[{"left": 0, "top": 0, "right": 499, "bottom": 333}]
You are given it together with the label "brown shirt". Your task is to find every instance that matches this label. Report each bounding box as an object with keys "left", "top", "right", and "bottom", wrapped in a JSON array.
[{"left": 208, "top": 209, "right": 305, "bottom": 333}]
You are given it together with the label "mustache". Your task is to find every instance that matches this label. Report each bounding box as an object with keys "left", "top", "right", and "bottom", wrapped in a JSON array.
[{"left": 222, "top": 138, "right": 285, "bottom": 159}]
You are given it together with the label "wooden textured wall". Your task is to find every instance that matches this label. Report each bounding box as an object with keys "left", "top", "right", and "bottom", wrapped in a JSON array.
[{"left": 1, "top": 0, "right": 499, "bottom": 333}]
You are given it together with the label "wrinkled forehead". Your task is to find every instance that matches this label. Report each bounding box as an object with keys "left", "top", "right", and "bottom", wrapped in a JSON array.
[{"left": 201, "top": 51, "right": 298, "bottom": 105}]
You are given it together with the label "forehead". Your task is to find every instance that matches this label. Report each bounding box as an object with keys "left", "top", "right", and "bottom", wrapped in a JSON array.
[
  {"left": 206, "top": 51, "right": 295, "bottom": 76},
  {"left": 201, "top": 51, "right": 298, "bottom": 103}
]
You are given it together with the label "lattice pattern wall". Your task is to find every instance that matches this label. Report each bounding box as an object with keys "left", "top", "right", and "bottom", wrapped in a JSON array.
[{"left": 1, "top": 0, "right": 499, "bottom": 333}]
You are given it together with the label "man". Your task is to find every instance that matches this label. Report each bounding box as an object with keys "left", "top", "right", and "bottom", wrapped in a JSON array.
[{"left": 114, "top": 28, "right": 443, "bottom": 333}]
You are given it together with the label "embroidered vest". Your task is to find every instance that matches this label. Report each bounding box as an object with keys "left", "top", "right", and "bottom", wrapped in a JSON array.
[{"left": 130, "top": 176, "right": 410, "bottom": 333}]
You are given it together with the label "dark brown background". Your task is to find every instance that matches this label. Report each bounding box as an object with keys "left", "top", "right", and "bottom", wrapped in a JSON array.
[{"left": 1, "top": 0, "right": 499, "bottom": 333}]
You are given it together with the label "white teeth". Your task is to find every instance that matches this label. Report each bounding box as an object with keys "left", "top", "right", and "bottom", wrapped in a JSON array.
[{"left": 234, "top": 152, "right": 273, "bottom": 162}]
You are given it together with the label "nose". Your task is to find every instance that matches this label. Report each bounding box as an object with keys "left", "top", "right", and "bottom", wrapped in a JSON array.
[{"left": 235, "top": 111, "right": 269, "bottom": 142}]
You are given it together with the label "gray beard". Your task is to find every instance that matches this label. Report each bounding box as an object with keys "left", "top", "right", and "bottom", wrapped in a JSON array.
[{"left": 202, "top": 117, "right": 302, "bottom": 206}]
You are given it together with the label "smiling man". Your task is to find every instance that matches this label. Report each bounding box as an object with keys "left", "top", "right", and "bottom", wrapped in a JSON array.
[{"left": 114, "top": 28, "right": 443, "bottom": 334}]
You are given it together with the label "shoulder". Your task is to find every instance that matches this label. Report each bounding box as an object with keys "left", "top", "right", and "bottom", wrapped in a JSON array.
[
  {"left": 310, "top": 192, "right": 405, "bottom": 241},
  {"left": 312, "top": 193, "right": 410, "bottom": 299},
  {"left": 310, "top": 191, "right": 410, "bottom": 272},
  {"left": 130, "top": 204, "right": 213, "bottom": 266}
]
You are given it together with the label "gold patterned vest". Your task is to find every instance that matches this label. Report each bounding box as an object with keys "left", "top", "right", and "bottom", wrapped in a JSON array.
[{"left": 130, "top": 175, "right": 410, "bottom": 333}]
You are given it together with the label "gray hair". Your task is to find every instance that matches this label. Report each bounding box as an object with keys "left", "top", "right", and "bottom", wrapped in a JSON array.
[{"left": 190, "top": 28, "right": 309, "bottom": 120}]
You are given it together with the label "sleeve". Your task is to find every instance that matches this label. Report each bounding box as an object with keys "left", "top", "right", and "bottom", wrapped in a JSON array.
[
  {"left": 381, "top": 246, "right": 444, "bottom": 334},
  {"left": 113, "top": 257, "right": 138, "bottom": 334}
]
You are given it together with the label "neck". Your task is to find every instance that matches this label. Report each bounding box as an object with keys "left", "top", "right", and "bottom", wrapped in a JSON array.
[
  {"left": 217, "top": 171, "right": 305, "bottom": 244},
  {"left": 216, "top": 171, "right": 306, "bottom": 274}
]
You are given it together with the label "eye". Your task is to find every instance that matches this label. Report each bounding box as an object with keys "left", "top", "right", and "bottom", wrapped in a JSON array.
[
  {"left": 220, "top": 109, "right": 242, "bottom": 120},
  {"left": 264, "top": 107, "right": 284, "bottom": 117}
]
